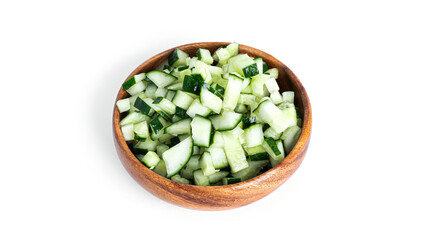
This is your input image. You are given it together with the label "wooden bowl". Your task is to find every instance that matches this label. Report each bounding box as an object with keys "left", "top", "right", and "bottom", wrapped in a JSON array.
[{"left": 112, "top": 42, "right": 312, "bottom": 210}]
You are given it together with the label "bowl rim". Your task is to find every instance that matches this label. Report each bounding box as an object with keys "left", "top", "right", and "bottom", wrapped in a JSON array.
[{"left": 112, "top": 41, "right": 312, "bottom": 192}]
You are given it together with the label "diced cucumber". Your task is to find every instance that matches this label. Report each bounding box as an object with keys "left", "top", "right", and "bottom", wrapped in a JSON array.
[
  {"left": 171, "top": 174, "right": 191, "bottom": 184},
  {"left": 207, "top": 65, "right": 223, "bottom": 78},
  {"left": 238, "top": 94, "right": 256, "bottom": 106},
  {"left": 200, "top": 152, "right": 216, "bottom": 176},
  {"left": 116, "top": 98, "right": 130, "bottom": 113},
  {"left": 253, "top": 99, "right": 291, "bottom": 133},
  {"left": 240, "top": 78, "right": 251, "bottom": 93},
  {"left": 156, "top": 144, "right": 170, "bottom": 157},
  {"left": 180, "top": 155, "right": 200, "bottom": 179},
  {"left": 232, "top": 160, "right": 269, "bottom": 181},
  {"left": 129, "top": 92, "right": 147, "bottom": 104},
  {"left": 165, "top": 90, "right": 176, "bottom": 101},
  {"left": 265, "top": 68, "right": 279, "bottom": 79},
  {"left": 133, "top": 97, "right": 152, "bottom": 115},
  {"left": 141, "top": 151, "right": 161, "bottom": 168},
  {"left": 201, "top": 83, "right": 222, "bottom": 98},
  {"left": 186, "top": 56, "right": 198, "bottom": 68},
  {"left": 213, "top": 83, "right": 225, "bottom": 96},
  {"left": 122, "top": 73, "right": 145, "bottom": 91},
  {"left": 162, "top": 137, "right": 193, "bottom": 177},
  {"left": 242, "top": 117, "right": 257, "bottom": 130},
  {"left": 177, "top": 134, "right": 189, "bottom": 141},
  {"left": 121, "top": 123, "right": 134, "bottom": 141},
  {"left": 262, "top": 138, "right": 285, "bottom": 167},
  {"left": 250, "top": 74, "right": 270, "bottom": 98},
  {"left": 200, "top": 85, "right": 222, "bottom": 114},
  {"left": 155, "top": 87, "right": 168, "bottom": 98},
  {"left": 197, "top": 48, "right": 214, "bottom": 65},
  {"left": 213, "top": 47, "right": 231, "bottom": 65},
  {"left": 278, "top": 102, "right": 294, "bottom": 110},
  {"left": 245, "top": 145, "right": 269, "bottom": 161},
  {"left": 144, "top": 83, "right": 158, "bottom": 98},
  {"left": 209, "top": 171, "right": 230, "bottom": 184},
  {"left": 193, "top": 145, "right": 200, "bottom": 155},
  {"left": 229, "top": 124, "right": 245, "bottom": 140},
  {"left": 225, "top": 42, "right": 239, "bottom": 57},
  {"left": 146, "top": 70, "right": 177, "bottom": 88},
  {"left": 172, "top": 90, "right": 195, "bottom": 110},
  {"left": 281, "top": 107, "right": 298, "bottom": 127},
  {"left": 240, "top": 85, "right": 252, "bottom": 94},
  {"left": 153, "top": 96, "right": 176, "bottom": 115},
  {"left": 210, "top": 111, "right": 242, "bottom": 131},
  {"left": 282, "top": 91, "right": 295, "bottom": 104},
  {"left": 134, "top": 121, "right": 149, "bottom": 142},
  {"left": 122, "top": 73, "right": 141, "bottom": 91},
  {"left": 270, "top": 91, "right": 283, "bottom": 105},
  {"left": 264, "top": 126, "right": 283, "bottom": 140},
  {"left": 262, "top": 85, "right": 271, "bottom": 98},
  {"left": 254, "top": 57, "right": 266, "bottom": 74},
  {"left": 158, "top": 133, "right": 174, "bottom": 143},
  {"left": 216, "top": 73, "right": 229, "bottom": 84},
  {"left": 243, "top": 124, "right": 264, "bottom": 148},
  {"left": 182, "top": 74, "right": 204, "bottom": 95},
  {"left": 270, "top": 140, "right": 285, "bottom": 167},
  {"left": 234, "top": 104, "right": 247, "bottom": 113},
  {"left": 282, "top": 125, "right": 302, "bottom": 154},
  {"left": 244, "top": 144, "right": 264, "bottom": 155},
  {"left": 153, "top": 160, "right": 167, "bottom": 177},
  {"left": 264, "top": 77, "right": 280, "bottom": 93},
  {"left": 193, "top": 61, "right": 213, "bottom": 84},
  {"left": 223, "top": 73, "right": 243, "bottom": 111},
  {"left": 171, "top": 115, "right": 181, "bottom": 123},
  {"left": 186, "top": 99, "right": 211, "bottom": 118},
  {"left": 133, "top": 138, "right": 159, "bottom": 154},
  {"left": 210, "top": 131, "right": 224, "bottom": 148},
  {"left": 191, "top": 115, "right": 212, "bottom": 148},
  {"left": 228, "top": 54, "right": 256, "bottom": 77},
  {"left": 126, "top": 80, "right": 147, "bottom": 95},
  {"left": 223, "top": 132, "right": 249, "bottom": 173},
  {"left": 168, "top": 48, "right": 189, "bottom": 67},
  {"left": 208, "top": 147, "right": 229, "bottom": 169},
  {"left": 164, "top": 118, "right": 191, "bottom": 136},
  {"left": 149, "top": 115, "right": 167, "bottom": 135},
  {"left": 263, "top": 138, "right": 281, "bottom": 156},
  {"left": 142, "top": 98, "right": 172, "bottom": 122},
  {"left": 242, "top": 63, "right": 259, "bottom": 78},
  {"left": 194, "top": 169, "right": 209, "bottom": 186},
  {"left": 174, "top": 106, "right": 187, "bottom": 119},
  {"left": 167, "top": 82, "right": 183, "bottom": 90},
  {"left": 120, "top": 112, "right": 148, "bottom": 126}
]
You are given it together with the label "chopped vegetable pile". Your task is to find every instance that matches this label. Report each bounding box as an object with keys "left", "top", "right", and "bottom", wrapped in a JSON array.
[{"left": 117, "top": 42, "right": 302, "bottom": 185}]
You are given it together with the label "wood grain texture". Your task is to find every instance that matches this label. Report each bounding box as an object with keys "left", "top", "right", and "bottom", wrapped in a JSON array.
[{"left": 112, "top": 42, "right": 312, "bottom": 210}]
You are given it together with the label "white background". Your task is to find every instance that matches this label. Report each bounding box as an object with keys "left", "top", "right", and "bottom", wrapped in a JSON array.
[{"left": 1, "top": 0, "right": 439, "bottom": 239}]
